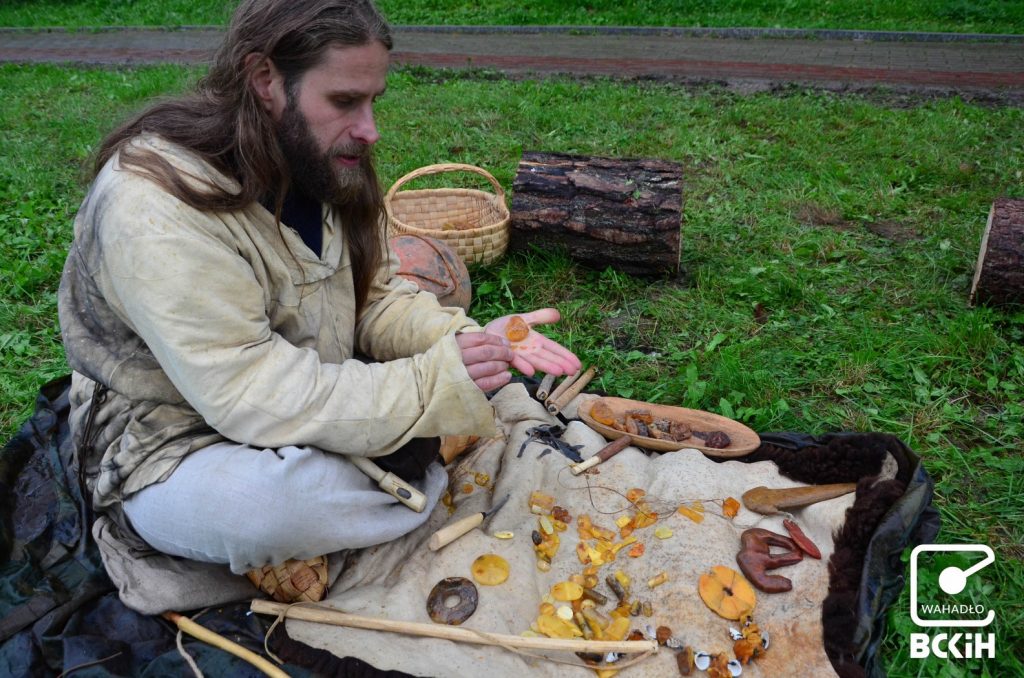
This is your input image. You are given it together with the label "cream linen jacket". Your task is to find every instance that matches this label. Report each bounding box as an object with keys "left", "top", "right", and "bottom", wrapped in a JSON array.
[{"left": 58, "top": 135, "right": 497, "bottom": 509}]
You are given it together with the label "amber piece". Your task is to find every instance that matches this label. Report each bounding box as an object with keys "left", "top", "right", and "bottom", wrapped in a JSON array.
[
  {"left": 581, "top": 587, "right": 608, "bottom": 605},
  {"left": 536, "top": 614, "right": 581, "bottom": 639},
  {"left": 536, "top": 559, "right": 551, "bottom": 572},
  {"left": 539, "top": 602, "right": 555, "bottom": 616},
  {"left": 605, "top": 616, "right": 631, "bottom": 641},
  {"left": 539, "top": 515, "right": 555, "bottom": 534},
  {"left": 461, "top": 483, "right": 474, "bottom": 494},
  {"left": 703, "top": 430, "right": 731, "bottom": 449},
  {"left": 655, "top": 526, "right": 674, "bottom": 539},
  {"left": 647, "top": 572, "right": 669, "bottom": 589},
  {"left": 627, "top": 542, "right": 645, "bottom": 558},
  {"left": 627, "top": 629, "right": 645, "bottom": 641},
  {"left": 641, "top": 601, "right": 653, "bottom": 617},
  {"left": 590, "top": 524, "right": 617, "bottom": 541},
  {"left": 626, "top": 408, "right": 653, "bottom": 423},
  {"left": 723, "top": 497, "right": 741, "bottom": 519},
  {"left": 606, "top": 574, "right": 628, "bottom": 603},
  {"left": 441, "top": 491, "right": 453, "bottom": 507},
  {"left": 625, "top": 488, "right": 646, "bottom": 504},
  {"left": 474, "top": 472, "right": 490, "bottom": 487},
  {"left": 629, "top": 600, "right": 642, "bottom": 616},
  {"left": 552, "top": 505, "right": 572, "bottom": 523},
  {"left": 505, "top": 315, "right": 530, "bottom": 342},
  {"left": 569, "top": 574, "right": 587, "bottom": 587},
  {"left": 551, "top": 518, "right": 568, "bottom": 532},
  {"left": 551, "top": 581, "right": 584, "bottom": 601},
  {"left": 698, "top": 565, "right": 757, "bottom": 620},
  {"left": 669, "top": 420, "right": 692, "bottom": 441},
  {"left": 632, "top": 505, "right": 658, "bottom": 528},
  {"left": 576, "top": 542, "right": 591, "bottom": 564},
  {"left": 734, "top": 638, "right": 757, "bottom": 664},
  {"left": 589, "top": 400, "right": 618, "bottom": 427},
  {"left": 471, "top": 554, "right": 510, "bottom": 586},
  {"left": 528, "top": 491, "right": 555, "bottom": 514},
  {"left": 677, "top": 646, "right": 695, "bottom": 676},
  {"left": 655, "top": 625, "right": 672, "bottom": 646},
  {"left": 678, "top": 503, "right": 705, "bottom": 524}
]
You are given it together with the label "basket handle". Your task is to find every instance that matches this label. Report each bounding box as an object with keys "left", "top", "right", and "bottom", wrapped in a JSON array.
[{"left": 385, "top": 163, "right": 506, "bottom": 204}]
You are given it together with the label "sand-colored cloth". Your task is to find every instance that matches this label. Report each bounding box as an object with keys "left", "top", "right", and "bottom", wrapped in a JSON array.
[{"left": 286, "top": 384, "right": 858, "bottom": 677}]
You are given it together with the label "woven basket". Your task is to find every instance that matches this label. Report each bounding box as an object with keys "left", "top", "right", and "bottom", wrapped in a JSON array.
[
  {"left": 245, "top": 555, "right": 328, "bottom": 603},
  {"left": 385, "top": 163, "right": 510, "bottom": 265}
]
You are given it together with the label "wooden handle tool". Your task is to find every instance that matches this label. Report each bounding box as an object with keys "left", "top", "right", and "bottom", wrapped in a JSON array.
[
  {"left": 349, "top": 455, "right": 427, "bottom": 512},
  {"left": 548, "top": 366, "right": 597, "bottom": 414},
  {"left": 571, "top": 435, "right": 633, "bottom": 475},
  {"left": 428, "top": 493, "right": 510, "bottom": 551}
]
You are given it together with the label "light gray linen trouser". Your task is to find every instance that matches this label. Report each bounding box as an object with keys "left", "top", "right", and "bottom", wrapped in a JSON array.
[{"left": 122, "top": 441, "right": 447, "bottom": 574}]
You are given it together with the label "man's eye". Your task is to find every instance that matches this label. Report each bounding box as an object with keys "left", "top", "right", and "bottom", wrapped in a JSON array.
[{"left": 333, "top": 98, "right": 355, "bottom": 108}]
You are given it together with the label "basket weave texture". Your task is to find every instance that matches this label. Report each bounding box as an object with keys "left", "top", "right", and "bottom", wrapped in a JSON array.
[
  {"left": 245, "top": 555, "right": 328, "bottom": 603},
  {"left": 385, "top": 163, "right": 510, "bottom": 265}
]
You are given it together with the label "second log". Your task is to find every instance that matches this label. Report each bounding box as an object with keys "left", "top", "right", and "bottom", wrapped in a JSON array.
[{"left": 509, "top": 152, "right": 683, "bottom": 277}]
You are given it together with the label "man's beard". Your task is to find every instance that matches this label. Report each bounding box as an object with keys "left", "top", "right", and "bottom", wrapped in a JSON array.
[{"left": 275, "top": 101, "right": 371, "bottom": 206}]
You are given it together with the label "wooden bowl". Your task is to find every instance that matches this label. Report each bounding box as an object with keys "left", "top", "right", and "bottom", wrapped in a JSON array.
[{"left": 578, "top": 396, "right": 760, "bottom": 458}]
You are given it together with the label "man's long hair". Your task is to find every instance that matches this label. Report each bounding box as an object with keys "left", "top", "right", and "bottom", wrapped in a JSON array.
[{"left": 95, "top": 0, "right": 393, "bottom": 315}]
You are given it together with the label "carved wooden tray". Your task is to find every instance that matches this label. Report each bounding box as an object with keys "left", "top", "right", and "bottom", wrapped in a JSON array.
[{"left": 578, "top": 396, "right": 760, "bottom": 458}]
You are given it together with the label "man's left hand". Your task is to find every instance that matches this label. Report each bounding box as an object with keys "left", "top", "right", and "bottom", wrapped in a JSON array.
[{"left": 483, "top": 308, "right": 581, "bottom": 377}]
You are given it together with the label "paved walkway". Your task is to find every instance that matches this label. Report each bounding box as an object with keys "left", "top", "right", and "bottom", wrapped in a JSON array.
[{"left": 1, "top": 25, "right": 1022, "bottom": 94}]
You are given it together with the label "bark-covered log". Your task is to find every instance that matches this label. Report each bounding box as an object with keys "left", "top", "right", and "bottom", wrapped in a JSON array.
[
  {"left": 969, "top": 198, "right": 1024, "bottom": 308},
  {"left": 509, "top": 152, "right": 683, "bottom": 277}
]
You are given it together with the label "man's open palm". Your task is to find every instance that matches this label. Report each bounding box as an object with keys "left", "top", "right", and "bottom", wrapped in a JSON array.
[{"left": 483, "top": 308, "right": 581, "bottom": 377}]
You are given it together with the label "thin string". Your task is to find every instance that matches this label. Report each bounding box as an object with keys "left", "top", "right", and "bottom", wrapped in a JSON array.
[{"left": 176, "top": 627, "right": 204, "bottom": 677}]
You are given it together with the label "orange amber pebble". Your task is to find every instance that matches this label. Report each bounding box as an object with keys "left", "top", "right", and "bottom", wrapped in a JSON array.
[
  {"left": 625, "top": 488, "right": 646, "bottom": 504},
  {"left": 505, "top": 315, "right": 530, "bottom": 342},
  {"left": 589, "top": 400, "right": 617, "bottom": 426},
  {"left": 627, "top": 543, "right": 646, "bottom": 558},
  {"left": 462, "top": 483, "right": 474, "bottom": 494}
]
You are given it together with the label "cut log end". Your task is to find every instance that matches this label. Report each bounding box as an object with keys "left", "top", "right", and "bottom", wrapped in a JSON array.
[{"left": 970, "top": 198, "right": 1024, "bottom": 309}]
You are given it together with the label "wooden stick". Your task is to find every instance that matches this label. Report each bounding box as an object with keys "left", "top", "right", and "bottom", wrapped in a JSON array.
[
  {"left": 250, "top": 600, "right": 658, "bottom": 655},
  {"left": 548, "top": 366, "right": 597, "bottom": 414},
  {"left": 536, "top": 373, "right": 557, "bottom": 401},
  {"left": 544, "top": 369, "right": 582, "bottom": 406},
  {"left": 163, "top": 611, "right": 289, "bottom": 678},
  {"left": 571, "top": 435, "right": 633, "bottom": 475}
]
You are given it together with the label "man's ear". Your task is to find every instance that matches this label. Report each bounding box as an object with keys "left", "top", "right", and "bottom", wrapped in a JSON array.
[{"left": 246, "top": 53, "right": 286, "bottom": 118}]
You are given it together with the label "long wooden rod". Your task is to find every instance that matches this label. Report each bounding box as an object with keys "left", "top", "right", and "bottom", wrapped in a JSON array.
[{"left": 250, "top": 600, "right": 659, "bottom": 654}]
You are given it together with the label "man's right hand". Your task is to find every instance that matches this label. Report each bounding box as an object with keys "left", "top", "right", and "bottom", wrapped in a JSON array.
[{"left": 455, "top": 331, "right": 514, "bottom": 392}]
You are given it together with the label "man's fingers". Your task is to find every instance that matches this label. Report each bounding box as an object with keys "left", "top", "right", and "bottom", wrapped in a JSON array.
[
  {"left": 456, "top": 331, "right": 509, "bottom": 349},
  {"left": 514, "top": 350, "right": 574, "bottom": 376},
  {"left": 519, "top": 308, "right": 561, "bottom": 327},
  {"left": 538, "top": 337, "right": 582, "bottom": 372},
  {"left": 510, "top": 354, "right": 537, "bottom": 377},
  {"left": 474, "top": 371, "right": 512, "bottom": 393},
  {"left": 465, "top": 360, "right": 512, "bottom": 382}
]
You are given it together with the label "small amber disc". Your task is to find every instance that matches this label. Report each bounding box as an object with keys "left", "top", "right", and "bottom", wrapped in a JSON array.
[{"left": 471, "top": 553, "right": 510, "bottom": 586}]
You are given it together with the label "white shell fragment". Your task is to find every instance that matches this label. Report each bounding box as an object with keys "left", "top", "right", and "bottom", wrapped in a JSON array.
[
  {"left": 728, "top": 659, "right": 743, "bottom": 676},
  {"left": 643, "top": 624, "right": 657, "bottom": 641},
  {"left": 729, "top": 627, "right": 744, "bottom": 640},
  {"left": 665, "top": 636, "right": 684, "bottom": 650},
  {"left": 694, "top": 652, "right": 712, "bottom": 671},
  {"left": 603, "top": 652, "right": 621, "bottom": 664},
  {"left": 761, "top": 631, "right": 771, "bottom": 650}
]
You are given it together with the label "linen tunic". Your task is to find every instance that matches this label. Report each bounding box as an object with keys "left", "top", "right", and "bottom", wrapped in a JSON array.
[{"left": 58, "top": 135, "right": 496, "bottom": 510}]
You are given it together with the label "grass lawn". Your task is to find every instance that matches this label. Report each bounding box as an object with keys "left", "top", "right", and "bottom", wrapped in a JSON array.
[
  {"left": 2, "top": 61, "right": 1023, "bottom": 675},
  {"left": 0, "top": 0, "right": 1022, "bottom": 34}
]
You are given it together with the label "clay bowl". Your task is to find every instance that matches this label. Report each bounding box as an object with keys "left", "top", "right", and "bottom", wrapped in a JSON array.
[{"left": 578, "top": 396, "right": 760, "bottom": 459}]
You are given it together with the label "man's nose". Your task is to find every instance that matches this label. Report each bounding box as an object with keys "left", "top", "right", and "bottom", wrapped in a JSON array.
[{"left": 352, "top": 104, "right": 379, "bottom": 146}]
